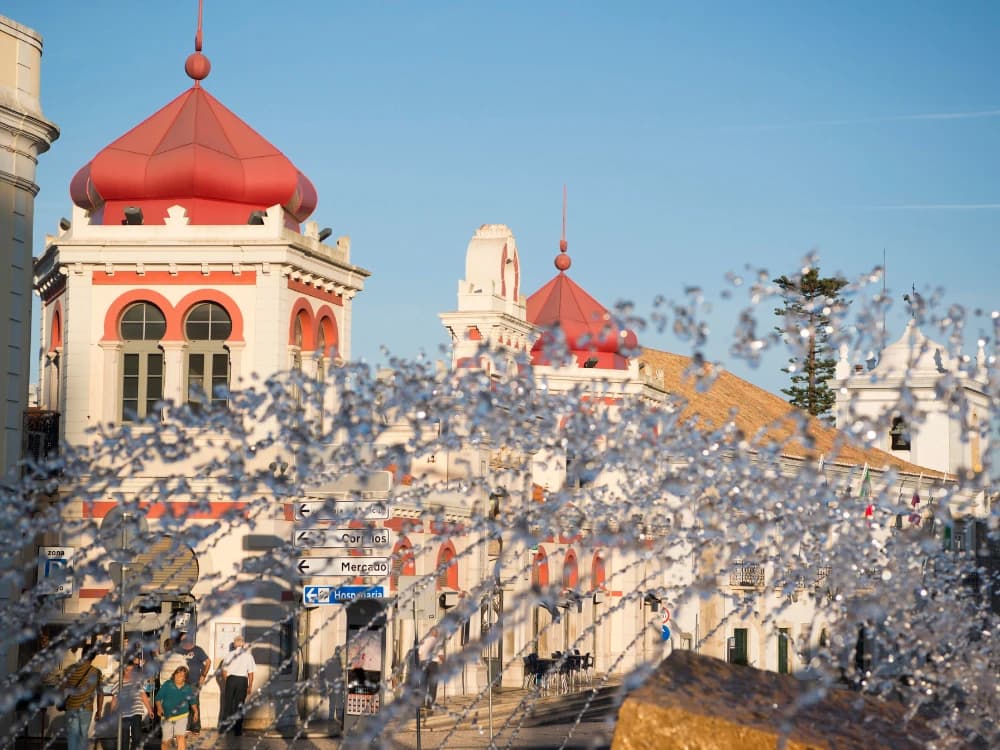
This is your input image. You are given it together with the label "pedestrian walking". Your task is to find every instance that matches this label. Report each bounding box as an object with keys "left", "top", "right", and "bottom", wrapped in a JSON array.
[
  {"left": 62, "top": 647, "right": 104, "bottom": 750},
  {"left": 219, "top": 635, "right": 255, "bottom": 736},
  {"left": 155, "top": 666, "right": 198, "bottom": 750},
  {"left": 178, "top": 634, "right": 210, "bottom": 733},
  {"left": 109, "top": 663, "right": 152, "bottom": 750}
]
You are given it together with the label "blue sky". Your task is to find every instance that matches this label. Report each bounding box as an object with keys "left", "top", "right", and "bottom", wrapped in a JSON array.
[{"left": 10, "top": 1, "right": 999, "bottom": 396}]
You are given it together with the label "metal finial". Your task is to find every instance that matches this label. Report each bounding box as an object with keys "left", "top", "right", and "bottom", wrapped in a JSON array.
[{"left": 195, "top": 0, "right": 204, "bottom": 51}]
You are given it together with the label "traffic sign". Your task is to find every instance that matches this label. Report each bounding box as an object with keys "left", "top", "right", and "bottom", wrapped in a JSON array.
[
  {"left": 296, "top": 556, "right": 390, "bottom": 577},
  {"left": 294, "top": 500, "right": 389, "bottom": 521},
  {"left": 302, "top": 585, "right": 385, "bottom": 605},
  {"left": 662, "top": 609, "right": 671, "bottom": 625},
  {"left": 294, "top": 528, "right": 394, "bottom": 549},
  {"left": 661, "top": 624, "right": 672, "bottom": 642},
  {"left": 37, "top": 547, "right": 74, "bottom": 597}
]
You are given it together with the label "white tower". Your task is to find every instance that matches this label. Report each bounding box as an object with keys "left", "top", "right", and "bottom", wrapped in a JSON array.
[{"left": 833, "top": 320, "right": 991, "bottom": 476}]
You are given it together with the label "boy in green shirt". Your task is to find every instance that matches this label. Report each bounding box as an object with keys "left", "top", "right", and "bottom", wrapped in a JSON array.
[{"left": 155, "top": 666, "right": 198, "bottom": 750}]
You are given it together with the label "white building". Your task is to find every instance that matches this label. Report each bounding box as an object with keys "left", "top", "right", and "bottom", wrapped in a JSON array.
[{"left": 21, "top": 16, "right": 992, "bottom": 743}]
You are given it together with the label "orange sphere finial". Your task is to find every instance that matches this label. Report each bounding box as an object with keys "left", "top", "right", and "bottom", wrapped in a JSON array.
[
  {"left": 554, "top": 184, "right": 571, "bottom": 271},
  {"left": 185, "top": 52, "right": 211, "bottom": 81}
]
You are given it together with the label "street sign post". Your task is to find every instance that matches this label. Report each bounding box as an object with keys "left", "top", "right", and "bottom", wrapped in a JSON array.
[
  {"left": 36, "top": 547, "right": 74, "bottom": 597},
  {"left": 302, "top": 585, "right": 385, "bottom": 605},
  {"left": 296, "top": 556, "right": 390, "bottom": 577},
  {"left": 293, "top": 500, "right": 389, "bottom": 521},
  {"left": 293, "top": 527, "right": 394, "bottom": 549}
]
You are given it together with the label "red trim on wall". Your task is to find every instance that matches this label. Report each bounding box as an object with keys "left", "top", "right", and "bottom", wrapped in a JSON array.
[
  {"left": 287, "top": 278, "right": 343, "bottom": 306},
  {"left": 50, "top": 303, "right": 63, "bottom": 351},
  {"left": 466, "top": 326, "right": 482, "bottom": 341},
  {"left": 102, "top": 289, "right": 181, "bottom": 341},
  {"left": 436, "top": 541, "right": 459, "bottom": 590},
  {"left": 92, "top": 271, "right": 256, "bottom": 285},
  {"left": 289, "top": 298, "right": 316, "bottom": 349},
  {"left": 563, "top": 549, "right": 579, "bottom": 589},
  {"left": 84, "top": 501, "right": 249, "bottom": 520},
  {"left": 532, "top": 546, "right": 549, "bottom": 588},
  {"left": 314, "top": 306, "right": 339, "bottom": 357},
  {"left": 79, "top": 588, "right": 111, "bottom": 599},
  {"left": 174, "top": 289, "right": 245, "bottom": 341},
  {"left": 592, "top": 553, "right": 606, "bottom": 590},
  {"left": 610, "top": 590, "right": 623, "bottom": 597},
  {"left": 101, "top": 289, "right": 245, "bottom": 342}
]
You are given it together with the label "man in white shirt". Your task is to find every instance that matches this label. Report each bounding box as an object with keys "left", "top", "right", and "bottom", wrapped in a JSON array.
[{"left": 219, "top": 636, "right": 255, "bottom": 736}]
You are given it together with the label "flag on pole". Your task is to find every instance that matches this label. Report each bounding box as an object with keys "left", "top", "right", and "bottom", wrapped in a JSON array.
[
  {"left": 908, "top": 474, "right": 922, "bottom": 526},
  {"left": 859, "top": 464, "right": 873, "bottom": 517}
]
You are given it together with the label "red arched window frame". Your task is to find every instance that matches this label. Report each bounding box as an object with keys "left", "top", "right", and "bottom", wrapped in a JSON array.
[
  {"left": 436, "top": 541, "right": 458, "bottom": 590},
  {"left": 174, "top": 290, "right": 244, "bottom": 342},
  {"left": 50, "top": 305, "right": 63, "bottom": 351},
  {"left": 288, "top": 298, "right": 316, "bottom": 350},
  {"left": 532, "top": 547, "right": 549, "bottom": 588},
  {"left": 314, "top": 307, "right": 339, "bottom": 358},
  {"left": 592, "top": 553, "right": 607, "bottom": 592},
  {"left": 390, "top": 536, "right": 415, "bottom": 592},
  {"left": 563, "top": 549, "right": 579, "bottom": 591}
]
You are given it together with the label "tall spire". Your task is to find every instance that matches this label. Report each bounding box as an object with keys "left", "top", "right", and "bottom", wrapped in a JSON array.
[
  {"left": 555, "top": 184, "right": 571, "bottom": 272},
  {"left": 185, "top": 0, "right": 211, "bottom": 84}
]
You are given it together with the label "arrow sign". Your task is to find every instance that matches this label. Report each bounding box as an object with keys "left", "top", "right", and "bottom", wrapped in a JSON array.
[
  {"left": 302, "top": 585, "right": 385, "bottom": 605},
  {"left": 293, "top": 528, "right": 394, "bottom": 549},
  {"left": 296, "top": 557, "right": 390, "bottom": 577},
  {"left": 294, "top": 500, "right": 389, "bottom": 521}
]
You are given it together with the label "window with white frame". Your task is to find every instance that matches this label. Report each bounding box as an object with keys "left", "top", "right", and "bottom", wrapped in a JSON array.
[
  {"left": 120, "top": 302, "right": 166, "bottom": 422},
  {"left": 184, "top": 302, "right": 232, "bottom": 410}
]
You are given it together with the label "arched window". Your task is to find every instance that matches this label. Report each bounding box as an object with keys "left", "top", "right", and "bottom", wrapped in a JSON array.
[
  {"left": 890, "top": 416, "right": 910, "bottom": 451},
  {"left": 184, "top": 302, "right": 232, "bottom": 410},
  {"left": 120, "top": 302, "right": 166, "bottom": 421},
  {"left": 436, "top": 543, "right": 458, "bottom": 590},
  {"left": 291, "top": 313, "right": 305, "bottom": 405},
  {"left": 390, "top": 538, "right": 415, "bottom": 591},
  {"left": 563, "top": 550, "right": 579, "bottom": 591}
]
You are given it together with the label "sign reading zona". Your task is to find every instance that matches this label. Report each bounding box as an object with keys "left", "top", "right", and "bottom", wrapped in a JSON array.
[{"left": 296, "top": 556, "right": 390, "bottom": 577}]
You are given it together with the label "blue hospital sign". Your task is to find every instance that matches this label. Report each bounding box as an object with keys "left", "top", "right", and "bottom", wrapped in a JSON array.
[{"left": 303, "top": 585, "right": 385, "bottom": 605}]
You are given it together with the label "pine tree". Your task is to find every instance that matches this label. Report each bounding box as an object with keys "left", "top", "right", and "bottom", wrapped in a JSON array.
[{"left": 773, "top": 268, "right": 848, "bottom": 421}]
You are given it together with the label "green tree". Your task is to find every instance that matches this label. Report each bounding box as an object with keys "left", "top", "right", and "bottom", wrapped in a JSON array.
[{"left": 773, "top": 268, "right": 848, "bottom": 421}]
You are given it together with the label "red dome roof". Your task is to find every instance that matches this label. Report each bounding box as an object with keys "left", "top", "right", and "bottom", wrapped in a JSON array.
[
  {"left": 70, "top": 86, "right": 317, "bottom": 227},
  {"left": 526, "top": 270, "right": 638, "bottom": 370}
]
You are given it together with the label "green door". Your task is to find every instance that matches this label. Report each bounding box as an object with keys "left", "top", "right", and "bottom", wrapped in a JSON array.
[{"left": 778, "top": 628, "right": 790, "bottom": 674}]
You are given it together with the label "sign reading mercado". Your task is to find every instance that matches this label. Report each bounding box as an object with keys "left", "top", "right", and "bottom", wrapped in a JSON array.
[{"left": 296, "top": 556, "right": 390, "bottom": 577}]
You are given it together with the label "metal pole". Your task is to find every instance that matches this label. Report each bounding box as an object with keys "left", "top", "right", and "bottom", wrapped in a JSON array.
[
  {"left": 413, "top": 596, "right": 421, "bottom": 750},
  {"left": 487, "top": 585, "right": 493, "bottom": 745},
  {"left": 116, "top": 514, "right": 129, "bottom": 750}
]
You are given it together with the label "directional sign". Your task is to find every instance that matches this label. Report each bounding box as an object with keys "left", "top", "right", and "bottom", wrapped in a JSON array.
[
  {"left": 294, "top": 528, "right": 394, "bottom": 549},
  {"left": 296, "top": 556, "right": 390, "bottom": 577},
  {"left": 303, "top": 585, "right": 385, "bottom": 605},
  {"left": 294, "top": 500, "right": 389, "bottom": 521}
]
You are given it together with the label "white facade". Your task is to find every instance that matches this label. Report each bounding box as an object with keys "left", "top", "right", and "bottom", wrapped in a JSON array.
[
  {"left": 833, "top": 320, "right": 992, "bottom": 479},
  {"left": 0, "top": 15, "right": 58, "bottom": 476}
]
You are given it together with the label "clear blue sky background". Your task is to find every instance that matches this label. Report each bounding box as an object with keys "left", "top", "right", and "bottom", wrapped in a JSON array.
[{"left": 9, "top": 1, "right": 999, "bottom": 397}]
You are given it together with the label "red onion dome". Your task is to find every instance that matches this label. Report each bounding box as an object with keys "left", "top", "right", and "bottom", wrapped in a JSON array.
[{"left": 70, "top": 86, "right": 317, "bottom": 227}]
